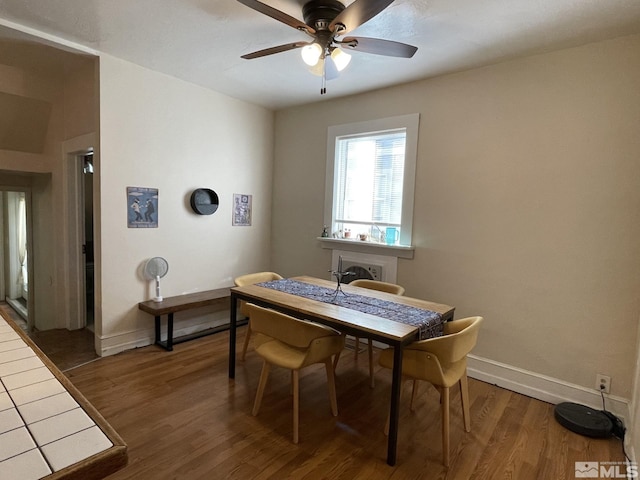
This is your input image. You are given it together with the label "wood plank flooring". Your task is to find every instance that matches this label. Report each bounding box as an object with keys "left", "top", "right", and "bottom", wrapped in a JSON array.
[
  {"left": 65, "top": 329, "right": 625, "bottom": 479},
  {"left": 0, "top": 303, "right": 99, "bottom": 372}
]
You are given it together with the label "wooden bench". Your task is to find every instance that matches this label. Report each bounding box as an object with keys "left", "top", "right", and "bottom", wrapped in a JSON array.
[{"left": 138, "top": 288, "right": 237, "bottom": 351}]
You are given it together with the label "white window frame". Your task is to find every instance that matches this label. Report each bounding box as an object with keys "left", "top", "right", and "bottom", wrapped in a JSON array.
[{"left": 324, "top": 113, "right": 419, "bottom": 248}]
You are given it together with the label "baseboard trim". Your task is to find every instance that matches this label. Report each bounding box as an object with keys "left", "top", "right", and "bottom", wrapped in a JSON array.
[
  {"left": 467, "top": 354, "right": 630, "bottom": 417},
  {"left": 467, "top": 354, "right": 635, "bottom": 461},
  {"left": 371, "top": 344, "right": 630, "bottom": 418},
  {"left": 96, "top": 316, "right": 237, "bottom": 357}
]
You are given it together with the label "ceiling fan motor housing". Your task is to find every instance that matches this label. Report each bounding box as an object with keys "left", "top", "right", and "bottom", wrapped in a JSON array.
[{"left": 303, "top": 0, "right": 345, "bottom": 30}]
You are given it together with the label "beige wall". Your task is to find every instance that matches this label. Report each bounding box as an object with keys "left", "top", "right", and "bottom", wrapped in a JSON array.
[
  {"left": 0, "top": 41, "right": 96, "bottom": 331},
  {"left": 273, "top": 34, "right": 640, "bottom": 403},
  {"left": 97, "top": 55, "right": 275, "bottom": 354}
]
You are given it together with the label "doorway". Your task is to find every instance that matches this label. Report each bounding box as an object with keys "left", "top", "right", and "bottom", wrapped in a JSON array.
[
  {"left": 1, "top": 190, "right": 31, "bottom": 331},
  {"left": 82, "top": 153, "right": 95, "bottom": 331},
  {"left": 62, "top": 133, "right": 96, "bottom": 334}
]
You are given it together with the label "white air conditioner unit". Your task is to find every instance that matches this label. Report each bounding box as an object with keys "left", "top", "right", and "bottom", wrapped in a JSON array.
[{"left": 341, "top": 260, "right": 383, "bottom": 284}]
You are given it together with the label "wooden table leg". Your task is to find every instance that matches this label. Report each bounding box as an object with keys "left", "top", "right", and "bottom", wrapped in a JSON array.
[{"left": 387, "top": 343, "right": 404, "bottom": 466}]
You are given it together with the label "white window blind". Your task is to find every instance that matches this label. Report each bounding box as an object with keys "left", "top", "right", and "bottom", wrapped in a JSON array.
[{"left": 334, "top": 130, "right": 406, "bottom": 227}]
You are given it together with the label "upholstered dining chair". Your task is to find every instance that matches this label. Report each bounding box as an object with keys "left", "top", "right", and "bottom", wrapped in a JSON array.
[
  {"left": 246, "top": 303, "right": 345, "bottom": 444},
  {"left": 233, "top": 272, "right": 283, "bottom": 360},
  {"left": 378, "top": 316, "right": 483, "bottom": 467},
  {"left": 337, "top": 279, "right": 405, "bottom": 387}
]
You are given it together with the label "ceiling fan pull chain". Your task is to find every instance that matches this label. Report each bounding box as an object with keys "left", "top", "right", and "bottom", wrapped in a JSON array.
[{"left": 321, "top": 58, "right": 327, "bottom": 94}]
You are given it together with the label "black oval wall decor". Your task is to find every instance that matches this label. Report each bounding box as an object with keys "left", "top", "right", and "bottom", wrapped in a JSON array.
[{"left": 190, "top": 188, "right": 219, "bottom": 215}]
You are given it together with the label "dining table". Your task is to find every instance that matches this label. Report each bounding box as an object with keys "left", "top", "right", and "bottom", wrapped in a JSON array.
[{"left": 228, "top": 275, "right": 455, "bottom": 466}]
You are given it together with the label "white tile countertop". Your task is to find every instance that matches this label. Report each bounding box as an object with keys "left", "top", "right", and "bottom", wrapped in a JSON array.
[{"left": 0, "top": 316, "right": 127, "bottom": 480}]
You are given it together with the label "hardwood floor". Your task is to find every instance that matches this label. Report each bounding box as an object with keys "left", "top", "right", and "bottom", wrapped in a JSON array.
[
  {"left": 63, "top": 328, "right": 625, "bottom": 479},
  {"left": 28, "top": 326, "right": 99, "bottom": 371},
  {"left": 0, "top": 302, "right": 99, "bottom": 371}
]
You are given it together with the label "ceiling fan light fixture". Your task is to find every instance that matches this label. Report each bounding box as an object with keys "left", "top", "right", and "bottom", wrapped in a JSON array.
[
  {"left": 309, "top": 57, "right": 340, "bottom": 80},
  {"left": 301, "top": 43, "right": 323, "bottom": 66},
  {"left": 331, "top": 47, "right": 351, "bottom": 71},
  {"left": 325, "top": 55, "right": 339, "bottom": 79},
  {"left": 309, "top": 58, "right": 324, "bottom": 76}
]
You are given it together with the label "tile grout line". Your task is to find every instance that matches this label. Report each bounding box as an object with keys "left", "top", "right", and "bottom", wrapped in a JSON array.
[{"left": 0, "top": 362, "right": 56, "bottom": 474}]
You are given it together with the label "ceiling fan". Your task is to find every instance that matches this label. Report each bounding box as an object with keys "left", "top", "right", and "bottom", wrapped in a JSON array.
[{"left": 237, "top": 0, "right": 418, "bottom": 94}]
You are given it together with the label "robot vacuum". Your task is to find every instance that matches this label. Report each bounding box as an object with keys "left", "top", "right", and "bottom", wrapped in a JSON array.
[{"left": 554, "top": 402, "right": 614, "bottom": 438}]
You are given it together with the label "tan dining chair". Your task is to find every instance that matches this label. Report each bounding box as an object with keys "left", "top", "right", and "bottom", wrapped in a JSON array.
[
  {"left": 378, "top": 316, "right": 483, "bottom": 467},
  {"left": 337, "top": 279, "right": 405, "bottom": 387},
  {"left": 234, "top": 272, "right": 283, "bottom": 360},
  {"left": 247, "top": 303, "right": 345, "bottom": 444}
]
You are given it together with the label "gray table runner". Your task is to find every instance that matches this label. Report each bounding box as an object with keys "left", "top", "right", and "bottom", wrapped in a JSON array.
[{"left": 257, "top": 279, "right": 443, "bottom": 340}]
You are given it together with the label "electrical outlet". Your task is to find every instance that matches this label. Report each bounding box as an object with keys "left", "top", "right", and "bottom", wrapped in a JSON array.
[{"left": 596, "top": 374, "right": 611, "bottom": 394}]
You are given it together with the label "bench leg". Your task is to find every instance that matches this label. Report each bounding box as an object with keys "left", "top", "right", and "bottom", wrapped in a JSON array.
[
  {"left": 154, "top": 316, "right": 161, "bottom": 344},
  {"left": 166, "top": 313, "right": 174, "bottom": 351},
  {"left": 154, "top": 315, "right": 173, "bottom": 351}
]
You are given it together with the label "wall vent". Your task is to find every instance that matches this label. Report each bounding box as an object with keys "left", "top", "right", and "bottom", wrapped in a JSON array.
[
  {"left": 341, "top": 260, "right": 382, "bottom": 283},
  {"left": 331, "top": 250, "right": 397, "bottom": 284}
]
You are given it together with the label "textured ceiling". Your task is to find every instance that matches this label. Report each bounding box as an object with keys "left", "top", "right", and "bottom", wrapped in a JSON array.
[{"left": 1, "top": 0, "right": 640, "bottom": 109}]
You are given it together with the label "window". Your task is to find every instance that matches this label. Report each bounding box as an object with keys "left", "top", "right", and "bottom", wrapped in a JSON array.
[{"left": 324, "top": 114, "right": 419, "bottom": 247}]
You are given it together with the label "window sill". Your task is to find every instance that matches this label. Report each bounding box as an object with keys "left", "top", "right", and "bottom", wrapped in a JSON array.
[{"left": 317, "top": 237, "right": 415, "bottom": 259}]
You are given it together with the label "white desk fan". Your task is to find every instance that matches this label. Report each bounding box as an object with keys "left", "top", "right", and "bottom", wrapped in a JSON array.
[{"left": 144, "top": 257, "right": 169, "bottom": 302}]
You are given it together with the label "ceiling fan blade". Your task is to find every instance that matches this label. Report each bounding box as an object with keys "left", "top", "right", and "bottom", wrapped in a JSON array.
[
  {"left": 241, "top": 41, "right": 310, "bottom": 60},
  {"left": 237, "top": 0, "right": 315, "bottom": 34},
  {"left": 340, "top": 37, "right": 418, "bottom": 58},
  {"left": 329, "top": 0, "right": 395, "bottom": 35}
]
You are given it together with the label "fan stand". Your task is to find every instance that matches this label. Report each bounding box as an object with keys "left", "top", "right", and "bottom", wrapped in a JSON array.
[{"left": 154, "top": 275, "right": 163, "bottom": 302}]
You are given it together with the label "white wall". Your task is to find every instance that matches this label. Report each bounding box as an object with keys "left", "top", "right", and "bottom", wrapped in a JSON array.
[
  {"left": 97, "top": 55, "right": 274, "bottom": 355},
  {"left": 273, "top": 34, "right": 640, "bottom": 408}
]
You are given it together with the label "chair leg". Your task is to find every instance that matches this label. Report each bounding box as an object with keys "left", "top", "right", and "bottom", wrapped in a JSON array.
[
  {"left": 252, "top": 360, "right": 271, "bottom": 416},
  {"left": 441, "top": 387, "right": 450, "bottom": 467},
  {"left": 435, "top": 385, "right": 443, "bottom": 404},
  {"left": 410, "top": 379, "right": 418, "bottom": 411},
  {"left": 332, "top": 350, "right": 342, "bottom": 371},
  {"left": 241, "top": 322, "right": 252, "bottom": 361},
  {"left": 333, "top": 333, "right": 346, "bottom": 371},
  {"left": 325, "top": 359, "right": 338, "bottom": 416},
  {"left": 293, "top": 369, "right": 300, "bottom": 444},
  {"left": 460, "top": 372, "right": 471, "bottom": 432},
  {"left": 368, "top": 339, "right": 375, "bottom": 388},
  {"left": 354, "top": 336, "right": 360, "bottom": 358}
]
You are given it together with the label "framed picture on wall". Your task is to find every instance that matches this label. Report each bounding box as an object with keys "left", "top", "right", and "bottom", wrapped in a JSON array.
[
  {"left": 128, "top": 186, "right": 158, "bottom": 228},
  {"left": 232, "top": 193, "right": 252, "bottom": 226}
]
